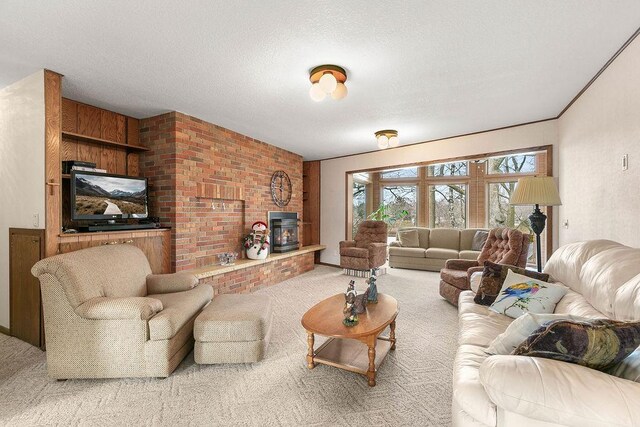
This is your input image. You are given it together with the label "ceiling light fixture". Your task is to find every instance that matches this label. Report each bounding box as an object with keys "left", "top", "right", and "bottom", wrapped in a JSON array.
[
  {"left": 375, "top": 129, "right": 399, "bottom": 149},
  {"left": 309, "top": 65, "right": 348, "bottom": 102}
]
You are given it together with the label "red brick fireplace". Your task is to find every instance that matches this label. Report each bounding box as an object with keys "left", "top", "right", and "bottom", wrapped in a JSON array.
[{"left": 139, "top": 112, "right": 303, "bottom": 272}]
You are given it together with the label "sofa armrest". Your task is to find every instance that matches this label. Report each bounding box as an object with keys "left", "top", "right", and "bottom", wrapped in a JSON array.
[
  {"left": 444, "top": 259, "right": 479, "bottom": 270},
  {"left": 389, "top": 240, "right": 402, "bottom": 247},
  {"left": 339, "top": 240, "right": 356, "bottom": 249},
  {"left": 75, "top": 296, "right": 163, "bottom": 321},
  {"left": 480, "top": 355, "right": 640, "bottom": 427},
  {"left": 147, "top": 272, "right": 198, "bottom": 294}
]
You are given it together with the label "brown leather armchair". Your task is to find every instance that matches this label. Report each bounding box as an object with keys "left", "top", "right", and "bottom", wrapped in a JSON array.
[
  {"left": 439, "top": 228, "right": 531, "bottom": 306},
  {"left": 340, "top": 220, "right": 388, "bottom": 271}
]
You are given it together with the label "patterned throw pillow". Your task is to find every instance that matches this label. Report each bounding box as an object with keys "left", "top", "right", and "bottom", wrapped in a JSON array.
[
  {"left": 513, "top": 319, "right": 640, "bottom": 371},
  {"left": 471, "top": 230, "right": 489, "bottom": 251},
  {"left": 489, "top": 270, "right": 567, "bottom": 319},
  {"left": 474, "top": 261, "right": 550, "bottom": 306}
]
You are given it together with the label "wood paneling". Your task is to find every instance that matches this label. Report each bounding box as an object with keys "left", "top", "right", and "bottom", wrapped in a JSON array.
[
  {"left": 77, "top": 103, "right": 101, "bottom": 138},
  {"left": 100, "top": 110, "right": 118, "bottom": 142},
  {"left": 127, "top": 117, "right": 140, "bottom": 146},
  {"left": 115, "top": 149, "right": 127, "bottom": 175},
  {"left": 116, "top": 114, "right": 126, "bottom": 144},
  {"left": 61, "top": 98, "right": 77, "bottom": 133},
  {"left": 10, "top": 228, "right": 45, "bottom": 348},
  {"left": 127, "top": 153, "right": 139, "bottom": 176},
  {"left": 196, "top": 182, "right": 245, "bottom": 200},
  {"left": 58, "top": 229, "right": 172, "bottom": 274},
  {"left": 44, "top": 70, "right": 62, "bottom": 257},
  {"left": 61, "top": 137, "right": 78, "bottom": 161},
  {"left": 303, "top": 161, "right": 321, "bottom": 250}
]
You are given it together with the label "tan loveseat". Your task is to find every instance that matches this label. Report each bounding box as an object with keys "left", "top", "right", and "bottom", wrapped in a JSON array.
[
  {"left": 389, "top": 227, "right": 488, "bottom": 271},
  {"left": 453, "top": 240, "right": 640, "bottom": 427},
  {"left": 31, "top": 244, "right": 212, "bottom": 379}
]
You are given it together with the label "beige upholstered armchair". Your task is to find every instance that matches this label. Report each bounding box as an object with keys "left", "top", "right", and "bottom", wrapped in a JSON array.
[
  {"left": 339, "top": 220, "right": 388, "bottom": 270},
  {"left": 439, "top": 228, "right": 530, "bottom": 306},
  {"left": 31, "top": 244, "right": 212, "bottom": 379}
]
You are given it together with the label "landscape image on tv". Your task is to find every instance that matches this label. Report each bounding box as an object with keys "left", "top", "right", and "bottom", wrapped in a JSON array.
[{"left": 74, "top": 173, "right": 147, "bottom": 217}]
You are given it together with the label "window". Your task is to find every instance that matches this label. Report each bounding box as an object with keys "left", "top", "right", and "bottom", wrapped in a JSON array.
[
  {"left": 380, "top": 167, "right": 418, "bottom": 179},
  {"left": 352, "top": 181, "right": 367, "bottom": 237},
  {"left": 381, "top": 185, "right": 417, "bottom": 235},
  {"left": 428, "top": 184, "right": 467, "bottom": 228},
  {"left": 487, "top": 181, "right": 539, "bottom": 264},
  {"left": 488, "top": 154, "right": 536, "bottom": 174},
  {"left": 427, "top": 161, "right": 468, "bottom": 177}
]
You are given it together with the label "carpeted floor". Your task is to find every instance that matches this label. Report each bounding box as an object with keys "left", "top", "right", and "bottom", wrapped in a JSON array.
[{"left": 0, "top": 266, "right": 458, "bottom": 426}]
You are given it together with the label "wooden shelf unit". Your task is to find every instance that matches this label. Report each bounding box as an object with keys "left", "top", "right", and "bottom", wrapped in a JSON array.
[
  {"left": 61, "top": 131, "right": 149, "bottom": 152},
  {"left": 302, "top": 161, "right": 321, "bottom": 255}
]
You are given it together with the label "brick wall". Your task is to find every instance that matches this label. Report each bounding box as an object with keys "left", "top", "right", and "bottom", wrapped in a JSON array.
[
  {"left": 199, "top": 252, "right": 315, "bottom": 295},
  {"left": 140, "top": 112, "right": 304, "bottom": 272}
]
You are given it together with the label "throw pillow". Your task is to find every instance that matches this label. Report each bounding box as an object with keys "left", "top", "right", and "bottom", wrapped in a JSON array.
[
  {"left": 397, "top": 229, "right": 419, "bottom": 248},
  {"left": 469, "top": 271, "right": 483, "bottom": 294},
  {"left": 471, "top": 230, "right": 489, "bottom": 251},
  {"left": 607, "top": 347, "right": 640, "bottom": 382},
  {"left": 489, "top": 270, "right": 568, "bottom": 319},
  {"left": 474, "top": 261, "right": 550, "bottom": 306},
  {"left": 513, "top": 319, "right": 640, "bottom": 371},
  {"left": 486, "top": 313, "right": 588, "bottom": 355}
]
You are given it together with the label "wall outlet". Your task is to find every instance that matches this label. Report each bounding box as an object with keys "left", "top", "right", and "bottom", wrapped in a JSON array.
[
  {"left": 32, "top": 213, "right": 39, "bottom": 228},
  {"left": 563, "top": 219, "right": 569, "bottom": 229},
  {"left": 623, "top": 154, "right": 629, "bottom": 171}
]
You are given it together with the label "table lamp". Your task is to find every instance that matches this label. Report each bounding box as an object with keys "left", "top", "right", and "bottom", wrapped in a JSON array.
[{"left": 509, "top": 176, "right": 562, "bottom": 272}]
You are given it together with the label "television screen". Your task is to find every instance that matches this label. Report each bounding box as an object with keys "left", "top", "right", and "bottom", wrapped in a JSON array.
[{"left": 71, "top": 171, "right": 148, "bottom": 220}]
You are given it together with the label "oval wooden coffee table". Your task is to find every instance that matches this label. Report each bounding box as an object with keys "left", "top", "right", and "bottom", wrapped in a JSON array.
[{"left": 301, "top": 293, "right": 398, "bottom": 387}]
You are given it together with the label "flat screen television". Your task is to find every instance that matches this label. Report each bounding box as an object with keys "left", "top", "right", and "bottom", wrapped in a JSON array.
[{"left": 71, "top": 171, "right": 148, "bottom": 221}]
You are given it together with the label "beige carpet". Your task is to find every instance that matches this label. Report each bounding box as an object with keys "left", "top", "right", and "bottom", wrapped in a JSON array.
[{"left": 0, "top": 266, "right": 458, "bottom": 426}]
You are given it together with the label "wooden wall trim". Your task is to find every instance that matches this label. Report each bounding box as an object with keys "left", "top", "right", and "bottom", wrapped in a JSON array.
[{"left": 44, "top": 70, "right": 62, "bottom": 257}]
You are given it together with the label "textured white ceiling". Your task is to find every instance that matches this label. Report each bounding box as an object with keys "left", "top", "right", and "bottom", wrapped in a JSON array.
[{"left": 1, "top": 1, "right": 639, "bottom": 160}]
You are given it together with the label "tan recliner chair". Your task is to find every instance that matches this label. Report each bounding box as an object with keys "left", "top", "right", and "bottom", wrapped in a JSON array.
[
  {"left": 339, "top": 220, "right": 388, "bottom": 270},
  {"left": 439, "top": 228, "right": 530, "bottom": 306},
  {"left": 31, "top": 244, "right": 212, "bottom": 379}
]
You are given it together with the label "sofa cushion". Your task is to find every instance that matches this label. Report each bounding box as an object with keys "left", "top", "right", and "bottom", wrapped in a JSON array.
[
  {"left": 148, "top": 285, "right": 213, "bottom": 340},
  {"left": 459, "top": 229, "right": 486, "bottom": 251},
  {"left": 397, "top": 227, "right": 430, "bottom": 248},
  {"left": 194, "top": 294, "right": 272, "bottom": 342},
  {"left": 453, "top": 344, "right": 497, "bottom": 426},
  {"left": 340, "top": 247, "right": 369, "bottom": 258},
  {"left": 554, "top": 288, "right": 604, "bottom": 318},
  {"left": 429, "top": 228, "right": 460, "bottom": 251},
  {"left": 474, "top": 261, "right": 550, "bottom": 306},
  {"left": 513, "top": 319, "right": 640, "bottom": 371},
  {"left": 440, "top": 268, "right": 469, "bottom": 290},
  {"left": 388, "top": 247, "right": 426, "bottom": 258},
  {"left": 397, "top": 229, "right": 419, "bottom": 247},
  {"left": 459, "top": 250, "right": 481, "bottom": 261},
  {"left": 489, "top": 270, "right": 568, "bottom": 319},
  {"left": 425, "top": 247, "right": 459, "bottom": 260}
]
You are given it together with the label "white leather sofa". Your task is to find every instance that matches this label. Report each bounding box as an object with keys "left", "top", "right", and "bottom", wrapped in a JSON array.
[{"left": 453, "top": 240, "right": 640, "bottom": 427}]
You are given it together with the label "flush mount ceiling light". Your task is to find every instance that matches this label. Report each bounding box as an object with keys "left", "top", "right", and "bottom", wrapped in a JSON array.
[
  {"left": 375, "top": 129, "right": 399, "bottom": 149},
  {"left": 309, "top": 65, "right": 348, "bottom": 102}
]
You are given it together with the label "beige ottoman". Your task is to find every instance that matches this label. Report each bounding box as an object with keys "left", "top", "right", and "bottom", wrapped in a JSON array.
[{"left": 194, "top": 294, "right": 273, "bottom": 364}]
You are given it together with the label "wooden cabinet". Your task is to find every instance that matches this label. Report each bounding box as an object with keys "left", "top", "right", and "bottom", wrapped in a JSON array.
[
  {"left": 58, "top": 229, "right": 171, "bottom": 274},
  {"left": 9, "top": 228, "right": 45, "bottom": 348}
]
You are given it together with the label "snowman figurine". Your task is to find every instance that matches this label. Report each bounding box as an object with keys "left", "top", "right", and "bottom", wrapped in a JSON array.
[{"left": 244, "top": 221, "right": 270, "bottom": 260}]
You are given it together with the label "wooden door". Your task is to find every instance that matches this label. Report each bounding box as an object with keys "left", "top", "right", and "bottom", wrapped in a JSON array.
[{"left": 9, "top": 229, "right": 45, "bottom": 348}]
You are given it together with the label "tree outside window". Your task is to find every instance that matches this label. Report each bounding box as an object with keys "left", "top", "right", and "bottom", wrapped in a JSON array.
[
  {"left": 488, "top": 154, "right": 536, "bottom": 174},
  {"left": 380, "top": 185, "right": 417, "bottom": 235},
  {"left": 429, "top": 184, "right": 467, "bottom": 228},
  {"left": 352, "top": 181, "right": 367, "bottom": 237},
  {"left": 428, "top": 161, "right": 468, "bottom": 177}
]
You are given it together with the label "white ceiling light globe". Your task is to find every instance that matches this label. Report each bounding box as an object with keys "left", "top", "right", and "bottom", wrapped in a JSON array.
[
  {"left": 388, "top": 136, "right": 399, "bottom": 147},
  {"left": 309, "top": 83, "right": 326, "bottom": 102},
  {"left": 319, "top": 73, "right": 338, "bottom": 93},
  {"left": 331, "top": 82, "right": 348, "bottom": 100},
  {"left": 377, "top": 135, "right": 389, "bottom": 149}
]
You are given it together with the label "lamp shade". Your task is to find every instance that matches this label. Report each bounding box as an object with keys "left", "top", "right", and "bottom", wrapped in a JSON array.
[{"left": 510, "top": 176, "right": 562, "bottom": 206}]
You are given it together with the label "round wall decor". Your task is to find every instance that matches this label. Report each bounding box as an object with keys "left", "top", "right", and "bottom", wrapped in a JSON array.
[{"left": 271, "top": 170, "right": 292, "bottom": 207}]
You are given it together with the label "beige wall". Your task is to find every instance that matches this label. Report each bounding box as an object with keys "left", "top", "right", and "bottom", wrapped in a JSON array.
[
  {"left": 0, "top": 70, "right": 46, "bottom": 329},
  {"left": 320, "top": 120, "right": 559, "bottom": 265},
  {"left": 558, "top": 35, "right": 640, "bottom": 247}
]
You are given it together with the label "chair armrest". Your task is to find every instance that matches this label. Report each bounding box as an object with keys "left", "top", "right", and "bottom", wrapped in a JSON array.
[
  {"left": 480, "top": 355, "right": 640, "bottom": 427},
  {"left": 367, "top": 242, "right": 387, "bottom": 262},
  {"left": 147, "top": 272, "right": 198, "bottom": 294},
  {"left": 444, "top": 259, "right": 479, "bottom": 270},
  {"left": 75, "top": 297, "right": 163, "bottom": 321},
  {"left": 339, "top": 240, "right": 356, "bottom": 249},
  {"left": 389, "top": 240, "right": 402, "bottom": 247}
]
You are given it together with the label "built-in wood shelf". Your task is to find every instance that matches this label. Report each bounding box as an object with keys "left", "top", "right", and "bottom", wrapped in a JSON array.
[{"left": 62, "top": 131, "right": 149, "bottom": 152}]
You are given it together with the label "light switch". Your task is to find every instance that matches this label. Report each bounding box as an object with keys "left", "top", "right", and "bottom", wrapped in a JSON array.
[
  {"left": 563, "top": 219, "right": 569, "bottom": 229},
  {"left": 623, "top": 154, "right": 629, "bottom": 171}
]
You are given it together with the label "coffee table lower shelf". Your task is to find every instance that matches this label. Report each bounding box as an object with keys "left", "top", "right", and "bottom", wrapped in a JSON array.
[{"left": 313, "top": 337, "right": 393, "bottom": 376}]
